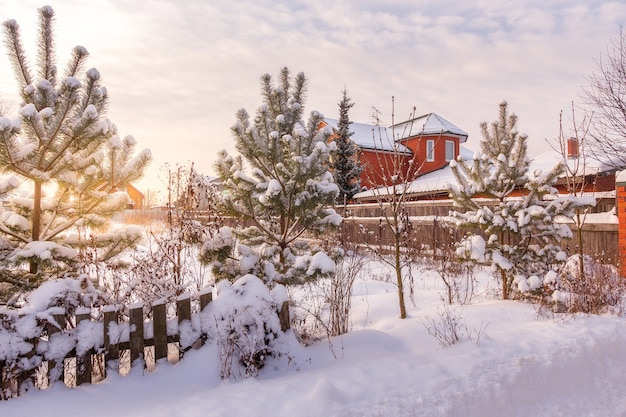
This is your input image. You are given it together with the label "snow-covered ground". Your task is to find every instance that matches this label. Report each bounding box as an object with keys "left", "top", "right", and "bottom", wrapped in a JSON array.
[{"left": 4, "top": 266, "right": 626, "bottom": 417}]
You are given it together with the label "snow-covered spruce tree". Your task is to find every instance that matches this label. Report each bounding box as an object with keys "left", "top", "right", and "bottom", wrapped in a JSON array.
[
  {"left": 201, "top": 67, "right": 341, "bottom": 286},
  {"left": 0, "top": 7, "right": 151, "bottom": 300},
  {"left": 330, "top": 88, "right": 362, "bottom": 204},
  {"left": 449, "top": 101, "right": 577, "bottom": 300}
]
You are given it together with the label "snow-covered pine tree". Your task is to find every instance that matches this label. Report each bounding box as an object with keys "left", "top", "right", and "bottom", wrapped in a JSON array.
[
  {"left": 449, "top": 101, "right": 576, "bottom": 300},
  {"left": 330, "top": 88, "right": 362, "bottom": 204},
  {"left": 0, "top": 7, "right": 151, "bottom": 299},
  {"left": 201, "top": 67, "right": 341, "bottom": 285}
]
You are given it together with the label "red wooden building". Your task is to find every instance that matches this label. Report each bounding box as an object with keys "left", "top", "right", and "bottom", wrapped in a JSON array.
[{"left": 322, "top": 113, "right": 468, "bottom": 190}]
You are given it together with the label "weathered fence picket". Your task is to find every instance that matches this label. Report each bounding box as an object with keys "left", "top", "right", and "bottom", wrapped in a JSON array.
[
  {"left": 103, "top": 306, "right": 119, "bottom": 377},
  {"left": 153, "top": 302, "right": 168, "bottom": 362},
  {"left": 75, "top": 308, "right": 92, "bottom": 386},
  {"left": 199, "top": 288, "right": 212, "bottom": 311},
  {"left": 48, "top": 312, "right": 66, "bottom": 385},
  {"left": 129, "top": 304, "right": 144, "bottom": 365}
]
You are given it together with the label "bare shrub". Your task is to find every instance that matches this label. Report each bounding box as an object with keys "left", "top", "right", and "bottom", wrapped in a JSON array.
[
  {"left": 420, "top": 304, "right": 488, "bottom": 347},
  {"left": 419, "top": 218, "right": 477, "bottom": 305},
  {"left": 292, "top": 248, "right": 366, "bottom": 346},
  {"left": 421, "top": 304, "right": 467, "bottom": 347},
  {"left": 359, "top": 101, "right": 442, "bottom": 319},
  {"left": 329, "top": 249, "right": 366, "bottom": 336},
  {"left": 553, "top": 255, "right": 625, "bottom": 314}
]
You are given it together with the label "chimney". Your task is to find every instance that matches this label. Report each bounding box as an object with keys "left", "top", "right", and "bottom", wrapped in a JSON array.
[{"left": 567, "top": 137, "right": 578, "bottom": 158}]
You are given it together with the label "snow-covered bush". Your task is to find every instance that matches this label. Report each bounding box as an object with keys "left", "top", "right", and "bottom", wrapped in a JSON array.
[
  {"left": 0, "top": 272, "right": 295, "bottom": 397},
  {"left": 204, "top": 274, "right": 290, "bottom": 379},
  {"left": 85, "top": 164, "right": 219, "bottom": 316}
]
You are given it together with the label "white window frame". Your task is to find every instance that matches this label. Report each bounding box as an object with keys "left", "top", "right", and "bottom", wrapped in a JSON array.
[
  {"left": 426, "top": 139, "right": 435, "bottom": 162},
  {"left": 445, "top": 140, "right": 455, "bottom": 162}
]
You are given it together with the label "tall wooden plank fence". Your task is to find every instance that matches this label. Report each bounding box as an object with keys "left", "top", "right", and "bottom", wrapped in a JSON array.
[{"left": 338, "top": 216, "right": 619, "bottom": 266}]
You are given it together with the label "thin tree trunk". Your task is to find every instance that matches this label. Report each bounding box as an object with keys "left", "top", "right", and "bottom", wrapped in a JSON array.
[
  {"left": 501, "top": 268, "right": 508, "bottom": 300},
  {"left": 499, "top": 229, "right": 509, "bottom": 300},
  {"left": 576, "top": 210, "right": 585, "bottom": 279},
  {"left": 395, "top": 231, "right": 406, "bottom": 319},
  {"left": 29, "top": 180, "right": 42, "bottom": 274}
]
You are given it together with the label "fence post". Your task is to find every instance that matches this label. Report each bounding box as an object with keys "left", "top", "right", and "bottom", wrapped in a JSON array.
[
  {"left": 75, "top": 308, "right": 92, "bottom": 386},
  {"left": 617, "top": 170, "right": 626, "bottom": 277},
  {"left": 16, "top": 314, "right": 36, "bottom": 396},
  {"left": 47, "top": 311, "right": 66, "bottom": 386},
  {"left": 199, "top": 287, "right": 213, "bottom": 311},
  {"left": 103, "top": 306, "right": 119, "bottom": 375},
  {"left": 279, "top": 300, "right": 290, "bottom": 332},
  {"left": 129, "top": 303, "right": 144, "bottom": 366},
  {"left": 177, "top": 295, "right": 191, "bottom": 324},
  {"left": 153, "top": 301, "right": 167, "bottom": 362},
  {"left": 177, "top": 295, "right": 192, "bottom": 356},
  {"left": 0, "top": 313, "right": 4, "bottom": 396},
  {"left": 0, "top": 359, "right": 4, "bottom": 399}
]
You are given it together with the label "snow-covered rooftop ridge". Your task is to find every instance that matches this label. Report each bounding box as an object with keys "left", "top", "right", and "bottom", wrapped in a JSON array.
[
  {"left": 392, "top": 113, "right": 468, "bottom": 143},
  {"left": 323, "top": 118, "right": 411, "bottom": 153},
  {"left": 323, "top": 112, "right": 468, "bottom": 151}
]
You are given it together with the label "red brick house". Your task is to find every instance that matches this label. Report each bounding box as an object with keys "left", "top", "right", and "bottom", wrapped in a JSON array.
[
  {"left": 322, "top": 113, "right": 469, "bottom": 190},
  {"left": 352, "top": 134, "right": 617, "bottom": 209}
]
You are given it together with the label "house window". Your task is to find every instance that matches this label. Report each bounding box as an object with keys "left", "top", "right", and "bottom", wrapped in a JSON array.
[
  {"left": 426, "top": 140, "right": 435, "bottom": 162},
  {"left": 445, "top": 140, "right": 455, "bottom": 161}
]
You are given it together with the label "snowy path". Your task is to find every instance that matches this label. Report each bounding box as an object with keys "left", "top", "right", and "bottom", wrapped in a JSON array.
[{"left": 4, "top": 279, "right": 626, "bottom": 417}]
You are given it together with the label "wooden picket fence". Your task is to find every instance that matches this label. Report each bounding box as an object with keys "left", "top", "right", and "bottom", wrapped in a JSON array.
[{"left": 0, "top": 289, "right": 290, "bottom": 399}]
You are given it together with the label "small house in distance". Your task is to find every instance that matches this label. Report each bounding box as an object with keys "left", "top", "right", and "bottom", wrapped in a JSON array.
[
  {"left": 96, "top": 183, "right": 145, "bottom": 210},
  {"left": 322, "top": 113, "right": 468, "bottom": 190}
]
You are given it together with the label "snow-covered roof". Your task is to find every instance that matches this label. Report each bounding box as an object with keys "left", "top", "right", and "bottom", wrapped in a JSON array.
[
  {"left": 323, "top": 119, "right": 411, "bottom": 153},
  {"left": 353, "top": 145, "right": 621, "bottom": 200},
  {"left": 530, "top": 149, "right": 616, "bottom": 178},
  {"left": 392, "top": 113, "right": 468, "bottom": 143},
  {"left": 323, "top": 112, "right": 468, "bottom": 152}
]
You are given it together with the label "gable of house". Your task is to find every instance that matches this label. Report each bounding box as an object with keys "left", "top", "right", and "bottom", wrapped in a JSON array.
[
  {"left": 125, "top": 184, "right": 145, "bottom": 210},
  {"left": 96, "top": 182, "right": 144, "bottom": 210}
]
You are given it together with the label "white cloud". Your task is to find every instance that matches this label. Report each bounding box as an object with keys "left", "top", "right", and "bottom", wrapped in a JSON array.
[{"left": 0, "top": 0, "right": 625, "bottom": 194}]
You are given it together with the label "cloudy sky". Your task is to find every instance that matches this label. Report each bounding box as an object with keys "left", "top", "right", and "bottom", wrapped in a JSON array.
[{"left": 1, "top": 0, "right": 625, "bottom": 195}]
